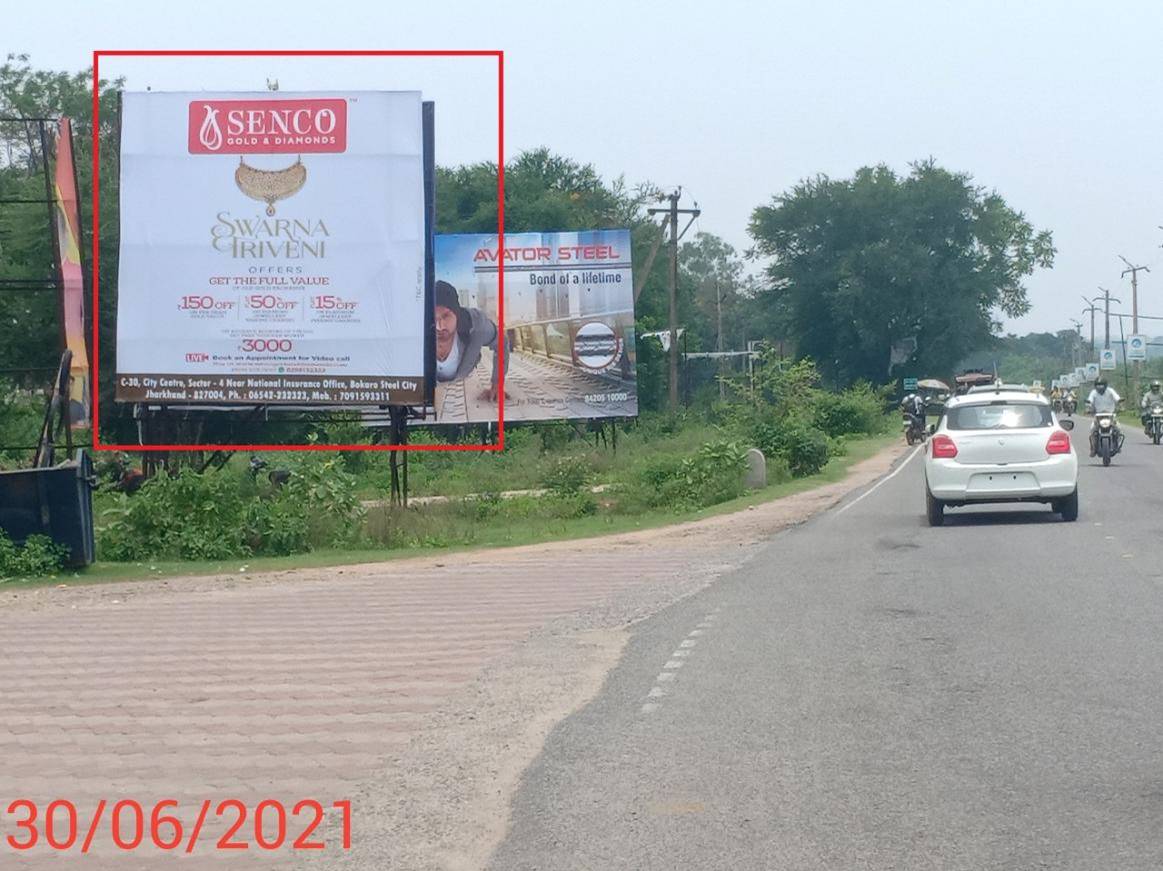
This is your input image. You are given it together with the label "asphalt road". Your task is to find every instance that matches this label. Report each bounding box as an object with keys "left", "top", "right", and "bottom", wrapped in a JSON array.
[{"left": 488, "top": 424, "right": 1163, "bottom": 870}]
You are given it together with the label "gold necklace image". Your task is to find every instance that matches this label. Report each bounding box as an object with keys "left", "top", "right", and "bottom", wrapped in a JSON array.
[{"left": 234, "top": 156, "right": 307, "bottom": 216}]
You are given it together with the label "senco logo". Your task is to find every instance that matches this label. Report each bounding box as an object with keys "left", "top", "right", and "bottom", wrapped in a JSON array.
[{"left": 188, "top": 99, "right": 347, "bottom": 154}]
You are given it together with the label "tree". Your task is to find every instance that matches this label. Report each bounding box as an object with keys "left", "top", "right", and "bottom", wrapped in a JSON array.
[{"left": 748, "top": 160, "right": 1055, "bottom": 385}]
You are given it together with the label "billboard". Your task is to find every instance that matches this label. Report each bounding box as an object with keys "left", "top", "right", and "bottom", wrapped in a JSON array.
[
  {"left": 1099, "top": 349, "right": 1116, "bottom": 371},
  {"left": 115, "top": 91, "right": 428, "bottom": 405},
  {"left": 426, "top": 230, "right": 637, "bottom": 423}
]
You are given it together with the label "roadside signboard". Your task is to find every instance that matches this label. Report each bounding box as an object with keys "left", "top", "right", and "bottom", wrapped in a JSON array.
[
  {"left": 903, "top": 377, "right": 918, "bottom": 392},
  {"left": 116, "top": 90, "right": 429, "bottom": 406},
  {"left": 423, "top": 229, "right": 637, "bottom": 423},
  {"left": 1099, "top": 350, "right": 1116, "bottom": 371},
  {"left": 1127, "top": 335, "right": 1148, "bottom": 361}
]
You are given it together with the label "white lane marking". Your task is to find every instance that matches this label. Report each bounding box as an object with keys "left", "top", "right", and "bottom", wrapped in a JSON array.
[
  {"left": 641, "top": 611, "right": 716, "bottom": 715},
  {"left": 834, "top": 444, "right": 923, "bottom": 517}
]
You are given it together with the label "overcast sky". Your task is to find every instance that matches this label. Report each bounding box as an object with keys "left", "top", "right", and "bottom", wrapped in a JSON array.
[{"left": 9, "top": 0, "right": 1162, "bottom": 336}]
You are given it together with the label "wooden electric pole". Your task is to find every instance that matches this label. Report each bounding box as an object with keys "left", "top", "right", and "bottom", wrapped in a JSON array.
[
  {"left": 647, "top": 189, "right": 700, "bottom": 411},
  {"left": 1119, "top": 255, "right": 1150, "bottom": 396}
]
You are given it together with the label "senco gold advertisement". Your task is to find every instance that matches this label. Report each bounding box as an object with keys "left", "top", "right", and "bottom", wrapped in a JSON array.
[{"left": 114, "top": 90, "right": 428, "bottom": 405}]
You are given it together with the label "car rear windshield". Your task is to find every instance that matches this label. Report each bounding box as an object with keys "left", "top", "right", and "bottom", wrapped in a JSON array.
[{"left": 946, "top": 402, "right": 1053, "bottom": 430}]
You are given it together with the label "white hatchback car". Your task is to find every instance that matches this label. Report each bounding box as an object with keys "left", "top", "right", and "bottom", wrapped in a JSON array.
[{"left": 923, "top": 390, "right": 1078, "bottom": 526}]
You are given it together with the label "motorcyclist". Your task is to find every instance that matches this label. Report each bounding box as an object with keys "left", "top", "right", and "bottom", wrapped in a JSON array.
[
  {"left": 1086, "top": 379, "right": 1122, "bottom": 456},
  {"left": 1140, "top": 380, "right": 1163, "bottom": 431},
  {"left": 900, "top": 392, "right": 926, "bottom": 439}
]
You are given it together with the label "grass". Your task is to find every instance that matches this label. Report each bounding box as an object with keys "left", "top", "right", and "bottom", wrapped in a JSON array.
[{"left": 6, "top": 431, "right": 900, "bottom": 590}]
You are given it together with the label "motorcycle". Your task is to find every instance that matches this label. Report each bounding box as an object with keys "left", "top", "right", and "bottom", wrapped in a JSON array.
[
  {"left": 902, "top": 412, "right": 926, "bottom": 446},
  {"left": 1092, "top": 412, "right": 1124, "bottom": 466},
  {"left": 1062, "top": 397, "right": 1076, "bottom": 416},
  {"left": 1147, "top": 403, "right": 1163, "bottom": 445},
  {"left": 1052, "top": 397, "right": 1063, "bottom": 414}
]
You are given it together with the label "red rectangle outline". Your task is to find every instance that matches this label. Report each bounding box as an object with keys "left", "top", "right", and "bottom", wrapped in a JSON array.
[{"left": 91, "top": 49, "right": 505, "bottom": 453}]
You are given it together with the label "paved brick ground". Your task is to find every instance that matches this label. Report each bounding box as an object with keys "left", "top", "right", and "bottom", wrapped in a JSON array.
[
  {"left": 0, "top": 443, "right": 904, "bottom": 868},
  {"left": 0, "top": 543, "right": 740, "bottom": 867}
]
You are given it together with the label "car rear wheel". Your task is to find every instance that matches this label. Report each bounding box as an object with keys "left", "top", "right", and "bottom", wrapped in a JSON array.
[
  {"left": 1056, "top": 488, "right": 1078, "bottom": 522},
  {"left": 925, "top": 488, "right": 944, "bottom": 527}
]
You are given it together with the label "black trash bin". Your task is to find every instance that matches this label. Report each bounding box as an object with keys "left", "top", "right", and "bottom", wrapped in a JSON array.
[{"left": 0, "top": 450, "right": 97, "bottom": 568}]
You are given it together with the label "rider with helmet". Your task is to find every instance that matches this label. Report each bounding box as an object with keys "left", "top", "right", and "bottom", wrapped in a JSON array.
[
  {"left": 1086, "top": 379, "right": 1122, "bottom": 456},
  {"left": 1140, "top": 380, "right": 1163, "bottom": 432}
]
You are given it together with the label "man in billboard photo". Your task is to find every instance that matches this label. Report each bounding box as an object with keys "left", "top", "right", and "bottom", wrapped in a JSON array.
[{"left": 434, "top": 280, "right": 509, "bottom": 401}]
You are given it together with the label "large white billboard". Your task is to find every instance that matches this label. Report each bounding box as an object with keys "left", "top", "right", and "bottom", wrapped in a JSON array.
[{"left": 115, "top": 91, "right": 427, "bottom": 405}]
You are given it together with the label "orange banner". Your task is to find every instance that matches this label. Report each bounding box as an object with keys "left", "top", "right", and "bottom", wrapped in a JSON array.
[{"left": 54, "top": 117, "right": 90, "bottom": 428}]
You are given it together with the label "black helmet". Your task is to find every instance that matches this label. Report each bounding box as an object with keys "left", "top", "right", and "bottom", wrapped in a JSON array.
[{"left": 1095, "top": 379, "right": 1108, "bottom": 392}]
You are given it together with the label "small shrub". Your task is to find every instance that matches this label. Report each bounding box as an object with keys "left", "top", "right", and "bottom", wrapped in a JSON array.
[
  {"left": 753, "top": 419, "right": 831, "bottom": 478},
  {"left": 543, "top": 491, "right": 598, "bottom": 519},
  {"left": 632, "top": 439, "right": 747, "bottom": 511},
  {"left": 0, "top": 531, "right": 68, "bottom": 580},
  {"left": 542, "top": 455, "right": 590, "bottom": 496},
  {"left": 811, "top": 384, "right": 888, "bottom": 437},
  {"left": 100, "top": 468, "right": 248, "bottom": 561}
]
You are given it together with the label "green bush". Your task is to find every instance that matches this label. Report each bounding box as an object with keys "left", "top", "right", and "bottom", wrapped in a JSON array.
[
  {"left": 100, "top": 468, "right": 248, "bottom": 561},
  {"left": 811, "top": 384, "right": 887, "bottom": 437},
  {"left": 543, "top": 491, "right": 598, "bottom": 519},
  {"left": 99, "top": 453, "right": 365, "bottom": 561},
  {"left": 542, "top": 455, "right": 590, "bottom": 496},
  {"left": 633, "top": 439, "right": 747, "bottom": 511},
  {"left": 245, "top": 453, "right": 366, "bottom": 555},
  {"left": 753, "top": 419, "right": 832, "bottom": 478},
  {"left": 0, "top": 531, "right": 68, "bottom": 580}
]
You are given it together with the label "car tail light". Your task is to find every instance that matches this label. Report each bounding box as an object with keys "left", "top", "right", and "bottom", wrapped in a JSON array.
[
  {"left": 930, "top": 434, "right": 958, "bottom": 458},
  {"left": 1046, "top": 430, "right": 1072, "bottom": 455}
]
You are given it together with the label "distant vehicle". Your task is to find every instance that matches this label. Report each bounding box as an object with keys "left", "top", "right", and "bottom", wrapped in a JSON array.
[
  {"left": 923, "top": 390, "right": 1078, "bottom": 526},
  {"left": 954, "top": 370, "right": 997, "bottom": 395}
]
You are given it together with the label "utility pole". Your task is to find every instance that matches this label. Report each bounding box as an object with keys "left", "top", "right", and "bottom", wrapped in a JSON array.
[
  {"left": 715, "top": 278, "right": 725, "bottom": 401},
  {"left": 1069, "top": 319, "right": 1082, "bottom": 367},
  {"left": 1098, "top": 287, "right": 1121, "bottom": 351},
  {"left": 1081, "top": 297, "right": 1099, "bottom": 355},
  {"left": 647, "top": 189, "right": 700, "bottom": 412},
  {"left": 1120, "top": 255, "right": 1150, "bottom": 396}
]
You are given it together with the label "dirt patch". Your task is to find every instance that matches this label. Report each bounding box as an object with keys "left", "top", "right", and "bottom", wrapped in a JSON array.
[{"left": 302, "top": 628, "right": 627, "bottom": 871}]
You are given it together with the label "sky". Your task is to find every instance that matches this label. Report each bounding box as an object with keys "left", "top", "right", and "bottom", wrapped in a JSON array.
[{"left": 8, "top": 0, "right": 1162, "bottom": 336}]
